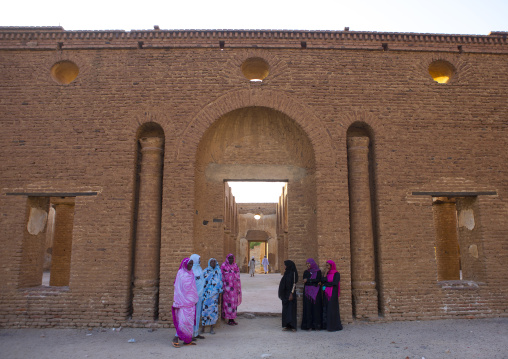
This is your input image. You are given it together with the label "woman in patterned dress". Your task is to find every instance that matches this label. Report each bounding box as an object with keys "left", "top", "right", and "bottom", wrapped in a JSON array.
[
  {"left": 201, "top": 258, "right": 223, "bottom": 334},
  {"left": 220, "top": 253, "right": 242, "bottom": 325}
]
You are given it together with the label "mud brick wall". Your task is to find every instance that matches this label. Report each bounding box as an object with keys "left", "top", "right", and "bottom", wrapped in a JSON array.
[{"left": 0, "top": 28, "right": 507, "bottom": 328}]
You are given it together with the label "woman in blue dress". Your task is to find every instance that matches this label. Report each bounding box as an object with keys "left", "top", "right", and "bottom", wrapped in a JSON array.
[
  {"left": 201, "top": 258, "right": 223, "bottom": 334},
  {"left": 190, "top": 254, "right": 206, "bottom": 339}
]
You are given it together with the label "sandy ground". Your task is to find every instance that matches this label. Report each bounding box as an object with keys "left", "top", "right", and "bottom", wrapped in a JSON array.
[
  {"left": 239, "top": 272, "right": 281, "bottom": 313},
  {"left": 1, "top": 273, "right": 507, "bottom": 359}
]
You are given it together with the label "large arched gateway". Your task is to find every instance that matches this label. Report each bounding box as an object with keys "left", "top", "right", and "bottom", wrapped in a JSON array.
[{"left": 194, "top": 106, "right": 318, "bottom": 268}]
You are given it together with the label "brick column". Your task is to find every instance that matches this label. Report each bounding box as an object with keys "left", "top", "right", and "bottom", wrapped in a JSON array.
[
  {"left": 347, "top": 136, "right": 378, "bottom": 319},
  {"left": 50, "top": 197, "right": 75, "bottom": 287},
  {"left": 132, "top": 136, "right": 164, "bottom": 321}
]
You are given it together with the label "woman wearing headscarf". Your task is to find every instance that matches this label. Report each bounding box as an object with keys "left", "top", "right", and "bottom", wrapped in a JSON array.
[
  {"left": 189, "top": 253, "right": 206, "bottom": 340},
  {"left": 301, "top": 258, "right": 323, "bottom": 330},
  {"left": 201, "top": 258, "right": 223, "bottom": 334},
  {"left": 221, "top": 253, "right": 242, "bottom": 325},
  {"left": 321, "top": 260, "right": 343, "bottom": 332},
  {"left": 278, "top": 260, "right": 298, "bottom": 332},
  {"left": 172, "top": 257, "right": 199, "bottom": 348},
  {"left": 248, "top": 256, "right": 256, "bottom": 277}
]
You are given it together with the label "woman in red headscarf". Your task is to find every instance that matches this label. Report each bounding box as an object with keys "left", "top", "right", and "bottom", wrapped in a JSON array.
[{"left": 321, "top": 260, "right": 343, "bottom": 332}]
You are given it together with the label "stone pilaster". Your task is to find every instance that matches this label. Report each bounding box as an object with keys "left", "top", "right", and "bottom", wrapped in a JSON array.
[
  {"left": 132, "top": 136, "right": 164, "bottom": 321},
  {"left": 347, "top": 136, "right": 378, "bottom": 319}
]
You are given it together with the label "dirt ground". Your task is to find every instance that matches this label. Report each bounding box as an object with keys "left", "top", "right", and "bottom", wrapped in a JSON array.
[
  {"left": 1, "top": 274, "right": 507, "bottom": 359},
  {"left": 1, "top": 316, "right": 507, "bottom": 359}
]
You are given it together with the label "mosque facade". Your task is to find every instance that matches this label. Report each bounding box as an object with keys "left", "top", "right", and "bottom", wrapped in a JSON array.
[{"left": 0, "top": 27, "right": 507, "bottom": 327}]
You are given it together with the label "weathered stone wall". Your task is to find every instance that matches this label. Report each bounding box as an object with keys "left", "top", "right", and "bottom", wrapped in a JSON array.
[{"left": 0, "top": 28, "right": 507, "bottom": 328}]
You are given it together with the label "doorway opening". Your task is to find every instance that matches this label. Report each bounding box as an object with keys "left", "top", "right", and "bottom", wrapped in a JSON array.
[
  {"left": 228, "top": 180, "right": 286, "bottom": 273},
  {"left": 227, "top": 181, "right": 286, "bottom": 314},
  {"left": 248, "top": 240, "right": 268, "bottom": 274},
  {"left": 431, "top": 196, "right": 486, "bottom": 283},
  {"left": 19, "top": 196, "right": 76, "bottom": 289}
]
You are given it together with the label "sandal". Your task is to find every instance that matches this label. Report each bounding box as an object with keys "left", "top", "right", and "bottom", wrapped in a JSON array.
[
  {"left": 195, "top": 335, "right": 205, "bottom": 339},
  {"left": 171, "top": 341, "right": 180, "bottom": 348},
  {"left": 183, "top": 341, "right": 196, "bottom": 346}
]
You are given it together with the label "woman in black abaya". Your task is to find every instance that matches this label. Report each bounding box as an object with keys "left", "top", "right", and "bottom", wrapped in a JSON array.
[
  {"left": 301, "top": 258, "right": 323, "bottom": 330},
  {"left": 278, "top": 260, "right": 298, "bottom": 332},
  {"left": 321, "top": 260, "right": 343, "bottom": 332}
]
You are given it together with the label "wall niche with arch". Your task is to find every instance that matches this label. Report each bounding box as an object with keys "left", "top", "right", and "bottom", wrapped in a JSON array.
[
  {"left": 346, "top": 123, "right": 382, "bottom": 319},
  {"left": 129, "top": 122, "right": 165, "bottom": 321}
]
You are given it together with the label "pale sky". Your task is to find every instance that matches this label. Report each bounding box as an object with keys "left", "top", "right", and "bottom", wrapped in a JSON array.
[
  {"left": 229, "top": 182, "right": 286, "bottom": 203},
  {"left": 1, "top": 0, "right": 507, "bottom": 35}
]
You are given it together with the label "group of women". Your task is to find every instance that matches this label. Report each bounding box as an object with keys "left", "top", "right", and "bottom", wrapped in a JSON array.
[
  {"left": 172, "top": 254, "right": 342, "bottom": 347},
  {"left": 171, "top": 253, "right": 242, "bottom": 348},
  {"left": 279, "top": 258, "right": 343, "bottom": 332}
]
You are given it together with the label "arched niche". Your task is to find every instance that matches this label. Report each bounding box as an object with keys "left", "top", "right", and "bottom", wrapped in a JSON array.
[{"left": 130, "top": 121, "right": 165, "bottom": 321}]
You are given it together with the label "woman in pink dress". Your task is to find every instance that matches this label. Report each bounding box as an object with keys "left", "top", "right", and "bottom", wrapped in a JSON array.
[
  {"left": 220, "top": 253, "right": 242, "bottom": 325},
  {"left": 172, "top": 257, "right": 199, "bottom": 347}
]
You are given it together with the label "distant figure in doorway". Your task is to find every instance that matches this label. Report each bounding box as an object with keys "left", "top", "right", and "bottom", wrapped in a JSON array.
[
  {"left": 278, "top": 259, "right": 298, "bottom": 332},
  {"left": 221, "top": 253, "right": 242, "bottom": 325},
  {"left": 262, "top": 255, "right": 269, "bottom": 274},
  {"left": 321, "top": 260, "right": 343, "bottom": 332},
  {"left": 190, "top": 254, "right": 206, "bottom": 340},
  {"left": 201, "top": 258, "right": 223, "bottom": 335},
  {"left": 249, "top": 257, "right": 256, "bottom": 277},
  {"left": 301, "top": 258, "right": 323, "bottom": 331},
  {"left": 172, "top": 257, "right": 198, "bottom": 348}
]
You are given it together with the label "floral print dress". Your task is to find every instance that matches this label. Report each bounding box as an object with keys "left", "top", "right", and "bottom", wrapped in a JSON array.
[
  {"left": 221, "top": 254, "right": 242, "bottom": 320},
  {"left": 201, "top": 258, "right": 223, "bottom": 326}
]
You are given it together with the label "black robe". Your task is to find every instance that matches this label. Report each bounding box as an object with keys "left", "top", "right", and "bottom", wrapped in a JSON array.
[
  {"left": 301, "top": 269, "right": 323, "bottom": 330},
  {"left": 322, "top": 272, "right": 343, "bottom": 332},
  {"left": 278, "top": 262, "right": 298, "bottom": 330}
]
